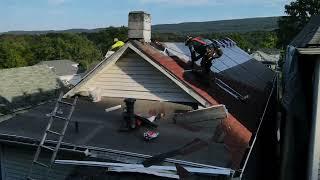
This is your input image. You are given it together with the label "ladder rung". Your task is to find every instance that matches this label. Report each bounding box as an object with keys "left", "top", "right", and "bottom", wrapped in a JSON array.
[
  {"left": 46, "top": 130, "right": 61, "bottom": 136},
  {"left": 52, "top": 115, "right": 68, "bottom": 121},
  {"left": 41, "top": 145, "right": 54, "bottom": 151},
  {"left": 58, "top": 100, "right": 73, "bottom": 106},
  {"left": 33, "top": 161, "right": 49, "bottom": 168}
]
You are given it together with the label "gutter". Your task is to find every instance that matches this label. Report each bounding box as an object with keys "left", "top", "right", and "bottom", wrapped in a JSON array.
[
  {"left": 239, "top": 75, "right": 277, "bottom": 178},
  {"left": 54, "top": 160, "right": 232, "bottom": 177},
  {"left": 297, "top": 48, "right": 320, "bottom": 55},
  {"left": 0, "top": 133, "right": 234, "bottom": 175},
  {"left": 0, "top": 99, "right": 55, "bottom": 122}
]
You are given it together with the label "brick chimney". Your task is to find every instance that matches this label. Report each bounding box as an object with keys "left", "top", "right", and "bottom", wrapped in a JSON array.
[{"left": 128, "top": 11, "right": 151, "bottom": 42}]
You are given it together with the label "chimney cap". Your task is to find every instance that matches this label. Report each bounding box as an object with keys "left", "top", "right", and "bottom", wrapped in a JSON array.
[{"left": 129, "top": 11, "right": 150, "bottom": 15}]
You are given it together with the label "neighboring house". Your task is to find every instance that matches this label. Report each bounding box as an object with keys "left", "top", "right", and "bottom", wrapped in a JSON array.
[
  {"left": 0, "top": 12, "right": 276, "bottom": 179},
  {"left": 38, "top": 60, "right": 82, "bottom": 86},
  {"left": 0, "top": 65, "right": 61, "bottom": 115},
  {"left": 281, "top": 15, "right": 320, "bottom": 180},
  {"left": 251, "top": 49, "right": 280, "bottom": 70}
]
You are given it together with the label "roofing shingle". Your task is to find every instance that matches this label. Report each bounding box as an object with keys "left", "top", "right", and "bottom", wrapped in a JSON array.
[
  {"left": 291, "top": 15, "right": 320, "bottom": 48},
  {"left": 0, "top": 65, "right": 61, "bottom": 114},
  {"left": 38, "top": 60, "right": 79, "bottom": 76}
]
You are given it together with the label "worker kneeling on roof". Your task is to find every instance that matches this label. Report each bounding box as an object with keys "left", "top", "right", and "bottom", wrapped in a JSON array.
[
  {"left": 111, "top": 38, "right": 125, "bottom": 51},
  {"left": 185, "top": 36, "right": 223, "bottom": 75}
]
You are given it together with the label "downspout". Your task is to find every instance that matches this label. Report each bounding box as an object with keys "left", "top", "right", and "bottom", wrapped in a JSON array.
[{"left": 308, "top": 55, "right": 320, "bottom": 180}]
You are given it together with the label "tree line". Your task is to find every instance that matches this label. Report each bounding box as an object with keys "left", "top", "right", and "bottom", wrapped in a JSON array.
[
  {"left": 1, "top": 0, "right": 318, "bottom": 70},
  {"left": 0, "top": 28, "right": 278, "bottom": 70}
]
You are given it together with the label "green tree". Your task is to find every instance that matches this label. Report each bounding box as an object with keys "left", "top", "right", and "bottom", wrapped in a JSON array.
[
  {"left": 277, "top": 0, "right": 320, "bottom": 48},
  {"left": 0, "top": 37, "right": 29, "bottom": 68},
  {"left": 85, "top": 26, "right": 128, "bottom": 55}
]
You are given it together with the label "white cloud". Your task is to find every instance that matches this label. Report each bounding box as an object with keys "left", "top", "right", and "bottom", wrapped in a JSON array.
[
  {"left": 48, "top": 0, "right": 66, "bottom": 6},
  {"left": 139, "top": 0, "right": 293, "bottom": 6},
  {"left": 139, "top": 0, "right": 211, "bottom": 6}
]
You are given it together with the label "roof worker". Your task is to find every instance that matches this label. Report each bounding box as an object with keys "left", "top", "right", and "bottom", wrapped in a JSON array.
[
  {"left": 185, "top": 36, "right": 223, "bottom": 76},
  {"left": 111, "top": 38, "right": 125, "bottom": 51}
]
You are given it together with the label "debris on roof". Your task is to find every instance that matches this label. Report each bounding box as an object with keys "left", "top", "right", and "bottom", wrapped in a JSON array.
[
  {"left": 54, "top": 160, "right": 233, "bottom": 178},
  {"left": 173, "top": 104, "right": 227, "bottom": 129}
]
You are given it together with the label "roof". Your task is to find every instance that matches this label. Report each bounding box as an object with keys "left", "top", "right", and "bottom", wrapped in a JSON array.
[
  {"left": 132, "top": 40, "right": 275, "bottom": 166},
  {"left": 251, "top": 51, "right": 279, "bottom": 63},
  {"left": 162, "top": 41, "right": 274, "bottom": 90},
  {"left": 0, "top": 65, "right": 61, "bottom": 115},
  {"left": 0, "top": 97, "right": 232, "bottom": 168},
  {"left": 38, "top": 60, "right": 79, "bottom": 76},
  {"left": 0, "top": 39, "right": 275, "bottom": 172},
  {"left": 63, "top": 39, "right": 274, "bottom": 169},
  {"left": 291, "top": 15, "right": 320, "bottom": 48}
]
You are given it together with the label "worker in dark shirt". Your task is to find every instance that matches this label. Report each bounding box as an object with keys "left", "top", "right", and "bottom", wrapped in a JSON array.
[{"left": 185, "top": 36, "right": 223, "bottom": 74}]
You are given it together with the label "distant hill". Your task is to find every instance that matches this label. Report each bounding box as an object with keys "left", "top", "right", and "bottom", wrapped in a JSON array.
[
  {"left": 153, "top": 16, "right": 280, "bottom": 34},
  {"left": 0, "top": 16, "right": 280, "bottom": 35},
  {"left": 1, "top": 28, "right": 105, "bottom": 35}
]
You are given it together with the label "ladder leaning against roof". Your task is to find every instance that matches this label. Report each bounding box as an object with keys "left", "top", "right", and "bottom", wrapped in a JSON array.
[{"left": 26, "top": 92, "right": 78, "bottom": 180}]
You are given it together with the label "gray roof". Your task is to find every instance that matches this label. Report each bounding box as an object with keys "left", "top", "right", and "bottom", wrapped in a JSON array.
[
  {"left": 0, "top": 97, "right": 231, "bottom": 169},
  {"left": 291, "top": 15, "right": 320, "bottom": 48},
  {"left": 0, "top": 65, "right": 61, "bottom": 114},
  {"left": 38, "top": 60, "right": 79, "bottom": 76},
  {"left": 251, "top": 51, "right": 279, "bottom": 63}
]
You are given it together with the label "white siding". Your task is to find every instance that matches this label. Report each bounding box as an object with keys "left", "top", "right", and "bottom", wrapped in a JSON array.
[{"left": 80, "top": 52, "right": 196, "bottom": 103}]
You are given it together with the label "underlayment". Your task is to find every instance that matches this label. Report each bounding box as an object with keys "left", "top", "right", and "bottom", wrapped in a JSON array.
[{"left": 0, "top": 97, "right": 231, "bottom": 168}]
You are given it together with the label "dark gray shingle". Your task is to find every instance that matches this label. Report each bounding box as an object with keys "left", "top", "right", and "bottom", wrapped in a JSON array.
[
  {"left": 38, "top": 59, "right": 79, "bottom": 76},
  {"left": 291, "top": 15, "right": 320, "bottom": 48}
]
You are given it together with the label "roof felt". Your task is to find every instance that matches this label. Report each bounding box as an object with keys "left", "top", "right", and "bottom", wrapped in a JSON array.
[
  {"left": 38, "top": 60, "right": 79, "bottom": 76},
  {"left": 291, "top": 15, "right": 320, "bottom": 48},
  {"left": 0, "top": 97, "right": 232, "bottom": 168},
  {"left": 0, "top": 65, "right": 61, "bottom": 114}
]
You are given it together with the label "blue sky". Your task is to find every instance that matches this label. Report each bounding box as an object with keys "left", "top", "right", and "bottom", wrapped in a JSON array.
[{"left": 0, "top": 0, "right": 293, "bottom": 32}]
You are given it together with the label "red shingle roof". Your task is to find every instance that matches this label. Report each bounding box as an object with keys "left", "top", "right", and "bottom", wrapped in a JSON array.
[{"left": 132, "top": 40, "right": 259, "bottom": 169}]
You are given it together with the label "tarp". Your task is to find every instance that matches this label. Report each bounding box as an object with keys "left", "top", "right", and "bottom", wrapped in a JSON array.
[{"left": 282, "top": 45, "right": 307, "bottom": 120}]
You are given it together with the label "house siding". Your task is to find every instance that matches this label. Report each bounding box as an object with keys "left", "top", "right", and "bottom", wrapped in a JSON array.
[
  {"left": 80, "top": 52, "right": 196, "bottom": 103},
  {"left": 0, "top": 144, "right": 74, "bottom": 180}
]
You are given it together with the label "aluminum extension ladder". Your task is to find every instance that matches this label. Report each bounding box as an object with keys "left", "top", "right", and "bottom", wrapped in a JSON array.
[{"left": 27, "top": 92, "right": 78, "bottom": 180}]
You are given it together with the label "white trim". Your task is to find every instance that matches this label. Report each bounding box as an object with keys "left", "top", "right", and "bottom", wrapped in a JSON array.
[
  {"left": 297, "top": 48, "right": 320, "bottom": 55},
  {"left": 64, "top": 43, "right": 130, "bottom": 98},
  {"left": 128, "top": 43, "right": 210, "bottom": 107},
  {"left": 64, "top": 42, "right": 210, "bottom": 106},
  {"left": 308, "top": 58, "right": 320, "bottom": 180}
]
